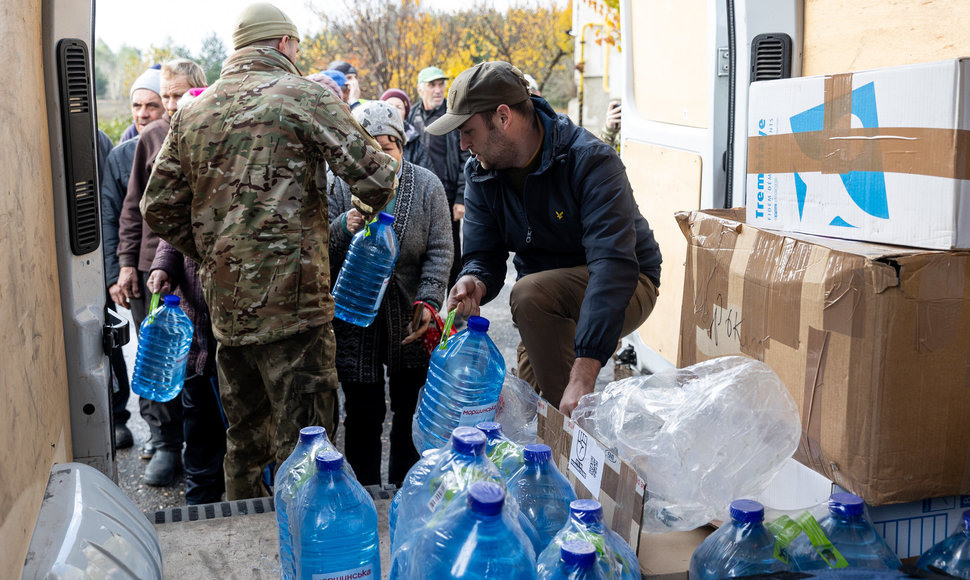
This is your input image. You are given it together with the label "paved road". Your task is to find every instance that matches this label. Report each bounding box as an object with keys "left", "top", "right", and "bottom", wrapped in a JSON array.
[{"left": 116, "top": 258, "right": 619, "bottom": 513}]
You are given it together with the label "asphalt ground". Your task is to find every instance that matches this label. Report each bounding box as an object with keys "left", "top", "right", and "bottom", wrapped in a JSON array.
[{"left": 115, "top": 257, "right": 618, "bottom": 513}]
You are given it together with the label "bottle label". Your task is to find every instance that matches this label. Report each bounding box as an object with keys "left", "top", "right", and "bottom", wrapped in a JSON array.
[
  {"left": 457, "top": 402, "right": 498, "bottom": 426},
  {"left": 428, "top": 472, "right": 455, "bottom": 511},
  {"left": 312, "top": 564, "right": 373, "bottom": 580},
  {"left": 568, "top": 424, "right": 607, "bottom": 498}
]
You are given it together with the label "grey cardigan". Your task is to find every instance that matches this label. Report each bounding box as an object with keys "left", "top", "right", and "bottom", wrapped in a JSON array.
[{"left": 328, "top": 161, "right": 453, "bottom": 383}]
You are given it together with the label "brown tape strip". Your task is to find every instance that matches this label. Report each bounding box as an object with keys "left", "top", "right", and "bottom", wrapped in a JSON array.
[
  {"left": 822, "top": 253, "right": 867, "bottom": 338},
  {"left": 823, "top": 73, "right": 854, "bottom": 134},
  {"left": 797, "top": 326, "right": 830, "bottom": 475}
]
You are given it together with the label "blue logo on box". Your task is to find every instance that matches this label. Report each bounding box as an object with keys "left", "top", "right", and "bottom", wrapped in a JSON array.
[{"left": 789, "top": 82, "right": 888, "bottom": 227}]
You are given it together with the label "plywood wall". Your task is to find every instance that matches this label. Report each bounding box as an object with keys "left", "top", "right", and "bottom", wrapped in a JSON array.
[{"left": 0, "top": 0, "right": 72, "bottom": 573}]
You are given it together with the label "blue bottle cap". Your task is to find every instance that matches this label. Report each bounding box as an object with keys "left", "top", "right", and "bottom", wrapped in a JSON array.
[
  {"left": 963, "top": 510, "right": 970, "bottom": 530},
  {"left": 467, "top": 481, "right": 505, "bottom": 516},
  {"left": 524, "top": 443, "right": 552, "bottom": 463},
  {"left": 570, "top": 499, "right": 604, "bottom": 525},
  {"left": 298, "top": 426, "right": 326, "bottom": 443},
  {"left": 729, "top": 499, "right": 765, "bottom": 524},
  {"left": 315, "top": 450, "right": 344, "bottom": 472},
  {"left": 467, "top": 315, "right": 489, "bottom": 332},
  {"left": 561, "top": 540, "right": 597, "bottom": 568},
  {"left": 475, "top": 422, "right": 502, "bottom": 437},
  {"left": 163, "top": 294, "right": 180, "bottom": 307},
  {"left": 451, "top": 426, "right": 487, "bottom": 456},
  {"left": 829, "top": 492, "right": 864, "bottom": 516},
  {"left": 377, "top": 211, "right": 395, "bottom": 225}
]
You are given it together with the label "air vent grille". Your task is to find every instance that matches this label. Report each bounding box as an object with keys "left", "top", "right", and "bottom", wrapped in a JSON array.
[{"left": 751, "top": 34, "right": 793, "bottom": 82}]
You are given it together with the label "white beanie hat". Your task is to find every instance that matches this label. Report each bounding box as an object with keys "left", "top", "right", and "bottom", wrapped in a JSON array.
[{"left": 130, "top": 66, "right": 161, "bottom": 99}]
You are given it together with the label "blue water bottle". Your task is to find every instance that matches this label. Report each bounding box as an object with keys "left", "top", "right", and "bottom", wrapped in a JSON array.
[
  {"left": 507, "top": 444, "right": 578, "bottom": 552},
  {"left": 689, "top": 499, "right": 789, "bottom": 579},
  {"left": 294, "top": 451, "right": 380, "bottom": 580},
  {"left": 275, "top": 426, "right": 336, "bottom": 580},
  {"left": 131, "top": 294, "right": 193, "bottom": 402},
  {"left": 916, "top": 510, "right": 970, "bottom": 578},
  {"left": 539, "top": 541, "right": 606, "bottom": 580},
  {"left": 476, "top": 421, "right": 525, "bottom": 481},
  {"left": 332, "top": 211, "right": 399, "bottom": 327},
  {"left": 538, "top": 499, "right": 640, "bottom": 580},
  {"left": 788, "top": 493, "right": 901, "bottom": 571},
  {"left": 412, "top": 316, "right": 505, "bottom": 452}
]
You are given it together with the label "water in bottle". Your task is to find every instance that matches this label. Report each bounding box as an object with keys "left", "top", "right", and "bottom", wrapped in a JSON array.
[
  {"left": 538, "top": 499, "right": 640, "bottom": 580},
  {"left": 689, "top": 499, "right": 789, "bottom": 579},
  {"left": 916, "top": 510, "right": 970, "bottom": 579},
  {"left": 131, "top": 294, "right": 193, "bottom": 402},
  {"left": 412, "top": 316, "right": 505, "bottom": 452},
  {"left": 539, "top": 540, "right": 606, "bottom": 580},
  {"left": 507, "top": 443, "right": 578, "bottom": 552},
  {"left": 788, "top": 493, "right": 901, "bottom": 571},
  {"left": 294, "top": 451, "right": 380, "bottom": 580},
  {"left": 275, "top": 426, "right": 336, "bottom": 580},
  {"left": 476, "top": 421, "right": 524, "bottom": 481},
  {"left": 332, "top": 211, "right": 399, "bottom": 327},
  {"left": 393, "top": 481, "right": 537, "bottom": 579}
]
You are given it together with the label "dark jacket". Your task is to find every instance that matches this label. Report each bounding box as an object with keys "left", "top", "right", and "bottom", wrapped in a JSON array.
[
  {"left": 403, "top": 121, "right": 433, "bottom": 171},
  {"left": 118, "top": 117, "right": 169, "bottom": 272},
  {"left": 460, "top": 96, "right": 662, "bottom": 365},
  {"left": 100, "top": 137, "right": 138, "bottom": 287},
  {"left": 408, "top": 101, "right": 468, "bottom": 205}
]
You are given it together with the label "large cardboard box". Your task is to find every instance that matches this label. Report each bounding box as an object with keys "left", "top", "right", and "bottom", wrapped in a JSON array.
[
  {"left": 746, "top": 59, "right": 970, "bottom": 250},
  {"left": 678, "top": 209, "right": 970, "bottom": 505}
]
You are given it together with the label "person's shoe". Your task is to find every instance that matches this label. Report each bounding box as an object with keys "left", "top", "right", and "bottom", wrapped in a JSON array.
[
  {"left": 139, "top": 440, "right": 156, "bottom": 460},
  {"left": 143, "top": 449, "right": 181, "bottom": 487},
  {"left": 114, "top": 424, "right": 133, "bottom": 449}
]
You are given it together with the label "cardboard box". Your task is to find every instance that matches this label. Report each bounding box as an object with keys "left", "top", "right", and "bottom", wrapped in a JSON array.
[
  {"left": 746, "top": 58, "right": 970, "bottom": 250},
  {"left": 868, "top": 495, "right": 970, "bottom": 559},
  {"left": 678, "top": 209, "right": 970, "bottom": 505}
]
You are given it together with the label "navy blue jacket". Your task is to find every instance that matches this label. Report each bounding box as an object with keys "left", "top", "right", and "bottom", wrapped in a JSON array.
[{"left": 460, "top": 97, "right": 662, "bottom": 365}]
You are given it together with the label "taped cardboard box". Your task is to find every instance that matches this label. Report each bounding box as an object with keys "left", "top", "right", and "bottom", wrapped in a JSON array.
[
  {"left": 677, "top": 209, "right": 970, "bottom": 505},
  {"left": 746, "top": 58, "right": 970, "bottom": 250},
  {"left": 536, "top": 401, "right": 711, "bottom": 579}
]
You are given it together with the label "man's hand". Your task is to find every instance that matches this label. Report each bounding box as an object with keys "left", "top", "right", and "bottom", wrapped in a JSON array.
[
  {"left": 346, "top": 208, "right": 365, "bottom": 234},
  {"left": 108, "top": 283, "right": 127, "bottom": 309},
  {"left": 147, "top": 269, "right": 171, "bottom": 296},
  {"left": 446, "top": 275, "right": 486, "bottom": 317},
  {"left": 452, "top": 203, "right": 465, "bottom": 221},
  {"left": 559, "top": 357, "right": 602, "bottom": 417},
  {"left": 117, "top": 266, "right": 141, "bottom": 305},
  {"left": 605, "top": 100, "right": 622, "bottom": 131},
  {"left": 346, "top": 77, "right": 361, "bottom": 103},
  {"left": 402, "top": 303, "right": 432, "bottom": 345}
]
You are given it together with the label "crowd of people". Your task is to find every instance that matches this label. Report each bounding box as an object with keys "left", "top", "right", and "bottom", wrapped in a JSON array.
[{"left": 99, "top": 1, "right": 662, "bottom": 503}]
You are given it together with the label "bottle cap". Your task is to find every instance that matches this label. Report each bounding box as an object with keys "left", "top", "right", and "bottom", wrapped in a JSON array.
[
  {"left": 451, "top": 426, "right": 487, "bottom": 456},
  {"left": 560, "top": 540, "right": 597, "bottom": 568},
  {"left": 729, "top": 499, "right": 765, "bottom": 524},
  {"left": 315, "top": 450, "right": 343, "bottom": 472},
  {"left": 829, "top": 492, "right": 864, "bottom": 516},
  {"left": 298, "top": 426, "right": 326, "bottom": 444},
  {"left": 467, "top": 481, "right": 504, "bottom": 516},
  {"left": 570, "top": 499, "right": 604, "bottom": 525},
  {"left": 963, "top": 510, "right": 970, "bottom": 530},
  {"left": 524, "top": 443, "right": 552, "bottom": 463},
  {"left": 475, "top": 422, "right": 502, "bottom": 437},
  {"left": 377, "top": 211, "right": 395, "bottom": 225},
  {"left": 467, "top": 315, "right": 489, "bottom": 332},
  {"left": 163, "top": 294, "right": 180, "bottom": 306}
]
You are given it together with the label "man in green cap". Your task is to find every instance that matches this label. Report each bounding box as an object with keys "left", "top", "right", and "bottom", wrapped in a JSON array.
[
  {"left": 142, "top": 2, "right": 399, "bottom": 499},
  {"left": 436, "top": 61, "right": 662, "bottom": 418},
  {"left": 407, "top": 65, "right": 469, "bottom": 289}
]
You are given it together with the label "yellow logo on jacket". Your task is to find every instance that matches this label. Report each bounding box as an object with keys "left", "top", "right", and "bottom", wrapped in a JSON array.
[{"left": 555, "top": 211, "right": 564, "bottom": 220}]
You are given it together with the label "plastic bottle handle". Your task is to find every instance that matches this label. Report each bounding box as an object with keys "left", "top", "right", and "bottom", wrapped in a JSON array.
[
  {"left": 363, "top": 215, "right": 377, "bottom": 237},
  {"left": 794, "top": 511, "right": 849, "bottom": 569},
  {"left": 147, "top": 292, "right": 161, "bottom": 324},
  {"left": 438, "top": 308, "right": 458, "bottom": 350}
]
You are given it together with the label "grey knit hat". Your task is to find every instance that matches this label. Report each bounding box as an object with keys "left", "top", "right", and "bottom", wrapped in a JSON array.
[
  {"left": 130, "top": 66, "right": 161, "bottom": 99},
  {"left": 352, "top": 101, "right": 407, "bottom": 146}
]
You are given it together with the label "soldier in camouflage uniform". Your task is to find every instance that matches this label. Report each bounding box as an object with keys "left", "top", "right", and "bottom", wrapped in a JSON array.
[{"left": 141, "top": 2, "right": 399, "bottom": 499}]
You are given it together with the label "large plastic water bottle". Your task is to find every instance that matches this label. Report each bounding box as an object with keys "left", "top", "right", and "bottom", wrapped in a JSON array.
[
  {"left": 507, "top": 443, "right": 578, "bottom": 552},
  {"left": 689, "top": 499, "right": 789, "bottom": 579},
  {"left": 788, "top": 493, "right": 901, "bottom": 571},
  {"left": 476, "top": 421, "right": 524, "bottom": 481},
  {"left": 539, "top": 541, "right": 606, "bottom": 580},
  {"left": 131, "top": 294, "right": 193, "bottom": 402},
  {"left": 916, "top": 510, "right": 970, "bottom": 578},
  {"left": 294, "top": 451, "right": 380, "bottom": 580},
  {"left": 332, "top": 211, "right": 399, "bottom": 327},
  {"left": 275, "top": 426, "right": 336, "bottom": 580},
  {"left": 538, "top": 499, "right": 641, "bottom": 580},
  {"left": 412, "top": 316, "right": 505, "bottom": 452},
  {"left": 395, "top": 481, "right": 537, "bottom": 579}
]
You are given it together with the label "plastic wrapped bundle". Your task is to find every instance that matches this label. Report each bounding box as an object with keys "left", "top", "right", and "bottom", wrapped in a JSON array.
[
  {"left": 573, "top": 356, "right": 801, "bottom": 533},
  {"left": 495, "top": 374, "right": 540, "bottom": 445}
]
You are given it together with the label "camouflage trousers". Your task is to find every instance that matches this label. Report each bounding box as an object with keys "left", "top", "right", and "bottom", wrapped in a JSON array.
[{"left": 215, "top": 323, "right": 338, "bottom": 500}]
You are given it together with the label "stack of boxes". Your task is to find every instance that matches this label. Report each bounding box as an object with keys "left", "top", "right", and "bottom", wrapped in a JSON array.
[{"left": 679, "top": 58, "right": 970, "bottom": 560}]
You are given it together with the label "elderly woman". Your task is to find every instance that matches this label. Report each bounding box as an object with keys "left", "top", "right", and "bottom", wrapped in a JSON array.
[{"left": 328, "top": 100, "right": 453, "bottom": 486}]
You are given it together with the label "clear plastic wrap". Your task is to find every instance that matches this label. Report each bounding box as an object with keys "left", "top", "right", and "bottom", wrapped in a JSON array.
[
  {"left": 572, "top": 356, "right": 801, "bottom": 533},
  {"left": 495, "top": 374, "right": 540, "bottom": 445}
]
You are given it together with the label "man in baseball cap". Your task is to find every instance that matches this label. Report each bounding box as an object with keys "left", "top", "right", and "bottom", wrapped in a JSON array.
[{"left": 440, "top": 61, "right": 663, "bottom": 418}]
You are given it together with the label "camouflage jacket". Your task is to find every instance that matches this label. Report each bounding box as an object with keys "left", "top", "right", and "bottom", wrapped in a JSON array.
[{"left": 141, "top": 47, "right": 398, "bottom": 346}]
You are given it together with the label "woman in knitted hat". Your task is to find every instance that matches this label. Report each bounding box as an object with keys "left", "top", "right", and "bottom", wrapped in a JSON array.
[
  {"left": 380, "top": 88, "right": 432, "bottom": 170},
  {"left": 327, "top": 100, "right": 453, "bottom": 487}
]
